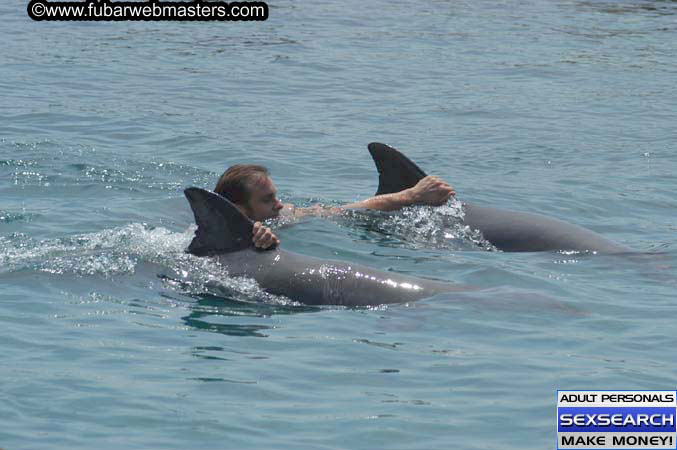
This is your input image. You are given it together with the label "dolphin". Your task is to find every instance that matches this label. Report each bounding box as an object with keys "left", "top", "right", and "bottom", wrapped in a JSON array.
[
  {"left": 184, "top": 187, "right": 470, "bottom": 306},
  {"left": 367, "top": 142, "right": 631, "bottom": 253}
]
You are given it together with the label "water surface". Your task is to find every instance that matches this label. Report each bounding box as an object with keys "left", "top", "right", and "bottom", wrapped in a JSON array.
[{"left": 1, "top": 0, "right": 676, "bottom": 448}]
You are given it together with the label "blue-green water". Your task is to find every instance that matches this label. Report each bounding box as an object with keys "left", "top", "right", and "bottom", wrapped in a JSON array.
[{"left": 1, "top": 0, "right": 676, "bottom": 448}]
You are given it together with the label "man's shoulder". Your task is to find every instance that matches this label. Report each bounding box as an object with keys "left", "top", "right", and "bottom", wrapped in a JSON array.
[{"left": 280, "top": 203, "right": 297, "bottom": 218}]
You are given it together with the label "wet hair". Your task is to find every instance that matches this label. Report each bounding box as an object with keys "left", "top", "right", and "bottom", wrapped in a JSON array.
[{"left": 214, "top": 164, "right": 269, "bottom": 205}]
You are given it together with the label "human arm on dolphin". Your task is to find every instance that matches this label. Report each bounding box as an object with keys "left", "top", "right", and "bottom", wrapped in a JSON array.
[
  {"left": 342, "top": 175, "right": 455, "bottom": 211},
  {"left": 281, "top": 175, "right": 456, "bottom": 219}
]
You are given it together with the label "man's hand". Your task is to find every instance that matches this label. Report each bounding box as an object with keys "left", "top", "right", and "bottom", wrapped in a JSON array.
[
  {"left": 404, "top": 175, "right": 455, "bottom": 206},
  {"left": 252, "top": 222, "right": 280, "bottom": 249}
]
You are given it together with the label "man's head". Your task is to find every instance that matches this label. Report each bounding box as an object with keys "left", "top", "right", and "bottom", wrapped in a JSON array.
[{"left": 214, "top": 164, "right": 284, "bottom": 221}]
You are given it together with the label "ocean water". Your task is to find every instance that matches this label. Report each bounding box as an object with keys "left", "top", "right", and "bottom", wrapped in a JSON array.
[{"left": 1, "top": 0, "right": 676, "bottom": 448}]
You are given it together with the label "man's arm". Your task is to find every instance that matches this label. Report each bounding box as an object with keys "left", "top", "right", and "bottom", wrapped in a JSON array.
[
  {"left": 261, "top": 175, "right": 456, "bottom": 247},
  {"left": 342, "top": 175, "right": 455, "bottom": 211},
  {"left": 285, "top": 175, "right": 456, "bottom": 219}
]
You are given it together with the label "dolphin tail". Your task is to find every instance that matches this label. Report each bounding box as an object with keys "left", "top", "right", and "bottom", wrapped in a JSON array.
[
  {"left": 184, "top": 187, "right": 254, "bottom": 256},
  {"left": 368, "top": 142, "right": 428, "bottom": 195}
]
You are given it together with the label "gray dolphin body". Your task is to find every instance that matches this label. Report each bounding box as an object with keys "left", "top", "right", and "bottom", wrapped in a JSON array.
[
  {"left": 368, "top": 143, "right": 631, "bottom": 253},
  {"left": 184, "top": 187, "right": 468, "bottom": 306}
]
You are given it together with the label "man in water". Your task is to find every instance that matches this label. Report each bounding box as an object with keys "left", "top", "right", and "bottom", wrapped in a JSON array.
[{"left": 214, "top": 164, "right": 455, "bottom": 249}]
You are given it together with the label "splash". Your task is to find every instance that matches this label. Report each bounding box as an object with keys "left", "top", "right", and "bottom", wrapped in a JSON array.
[
  {"left": 338, "top": 198, "right": 497, "bottom": 251},
  {"left": 0, "top": 223, "right": 297, "bottom": 306}
]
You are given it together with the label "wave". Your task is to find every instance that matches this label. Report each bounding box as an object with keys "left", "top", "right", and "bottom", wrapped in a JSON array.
[{"left": 0, "top": 223, "right": 298, "bottom": 307}]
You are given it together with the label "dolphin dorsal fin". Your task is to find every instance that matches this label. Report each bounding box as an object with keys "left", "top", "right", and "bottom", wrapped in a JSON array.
[
  {"left": 184, "top": 187, "right": 254, "bottom": 256},
  {"left": 367, "top": 143, "right": 427, "bottom": 195}
]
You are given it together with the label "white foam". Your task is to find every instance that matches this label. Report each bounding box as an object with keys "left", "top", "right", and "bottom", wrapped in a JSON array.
[{"left": 0, "top": 223, "right": 296, "bottom": 306}]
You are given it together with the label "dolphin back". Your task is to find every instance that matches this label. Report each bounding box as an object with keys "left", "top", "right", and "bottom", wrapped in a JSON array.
[
  {"left": 184, "top": 187, "right": 254, "bottom": 256},
  {"left": 368, "top": 142, "right": 427, "bottom": 195},
  {"left": 464, "top": 204, "right": 631, "bottom": 253}
]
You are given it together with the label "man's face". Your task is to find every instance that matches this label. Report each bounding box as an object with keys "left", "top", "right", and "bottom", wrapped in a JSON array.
[{"left": 242, "top": 175, "right": 284, "bottom": 221}]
